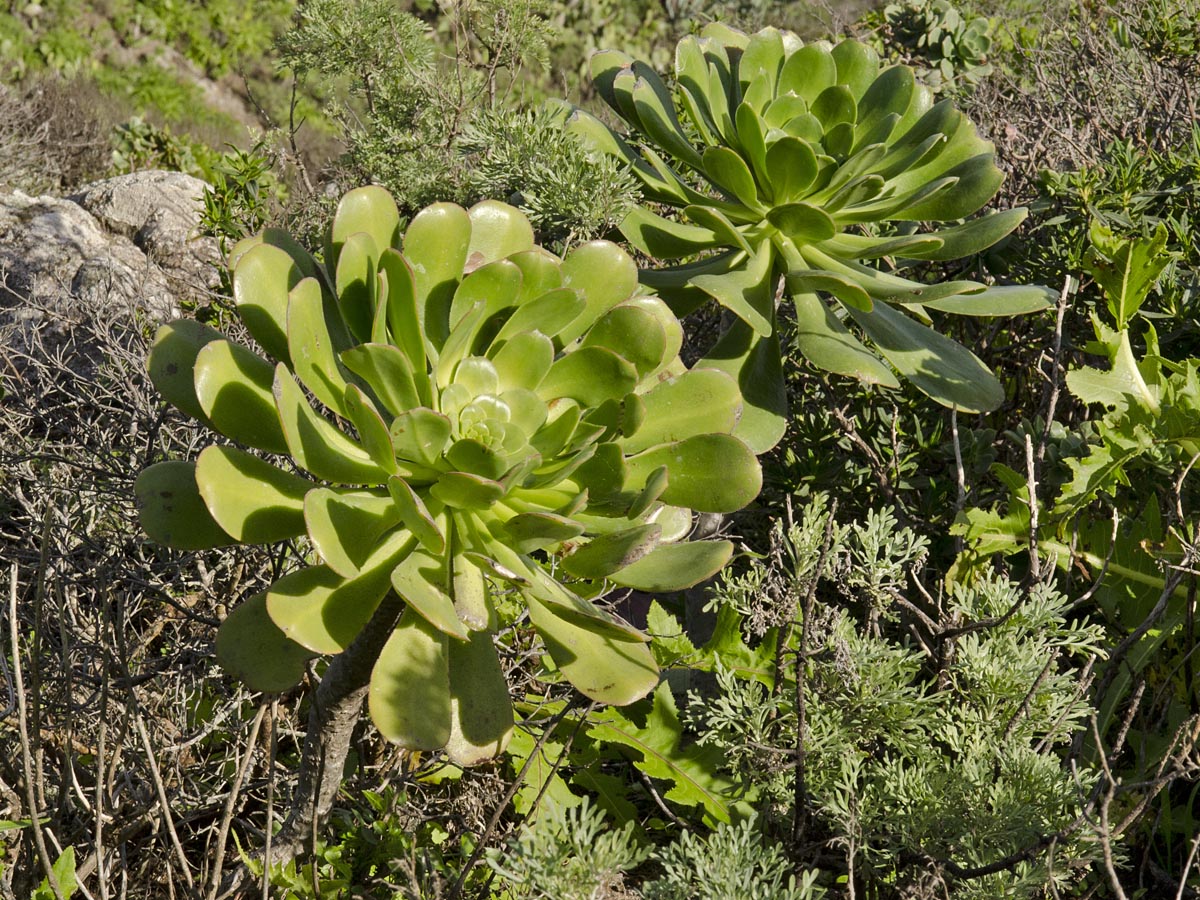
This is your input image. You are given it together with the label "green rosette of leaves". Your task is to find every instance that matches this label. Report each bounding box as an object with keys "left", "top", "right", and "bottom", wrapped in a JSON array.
[
  {"left": 136, "top": 187, "right": 761, "bottom": 765},
  {"left": 567, "top": 24, "right": 1053, "bottom": 452}
]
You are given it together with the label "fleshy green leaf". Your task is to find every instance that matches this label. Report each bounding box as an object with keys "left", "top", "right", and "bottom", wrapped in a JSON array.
[
  {"left": 287, "top": 276, "right": 352, "bottom": 416},
  {"left": 343, "top": 384, "right": 398, "bottom": 474},
  {"left": 135, "top": 461, "right": 235, "bottom": 550},
  {"left": 392, "top": 549, "right": 469, "bottom": 639},
  {"left": 609, "top": 540, "right": 734, "bottom": 591},
  {"left": 702, "top": 146, "right": 761, "bottom": 208},
  {"left": 691, "top": 244, "right": 774, "bottom": 336},
  {"left": 404, "top": 202, "right": 472, "bottom": 349},
  {"left": 847, "top": 298, "right": 1003, "bottom": 412},
  {"left": 387, "top": 476, "right": 446, "bottom": 553},
  {"left": 620, "top": 206, "right": 720, "bottom": 259},
  {"left": 902, "top": 208, "right": 1027, "bottom": 261},
  {"left": 922, "top": 285, "right": 1054, "bottom": 316},
  {"left": 266, "top": 555, "right": 402, "bottom": 654},
  {"left": 232, "top": 242, "right": 306, "bottom": 364},
  {"left": 558, "top": 241, "right": 640, "bottom": 344},
  {"left": 581, "top": 305, "right": 669, "bottom": 378},
  {"left": 625, "top": 434, "right": 762, "bottom": 513},
  {"left": 304, "top": 488, "right": 402, "bottom": 577},
  {"left": 329, "top": 185, "right": 400, "bottom": 266},
  {"left": 390, "top": 407, "right": 452, "bottom": 466},
  {"left": 194, "top": 339, "right": 288, "bottom": 453},
  {"left": 764, "top": 136, "right": 818, "bottom": 203},
  {"left": 503, "top": 512, "right": 585, "bottom": 553},
  {"left": 378, "top": 248, "right": 427, "bottom": 378},
  {"left": 467, "top": 200, "right": 534, "bottom": 269},
  {"left": 274, "top": 365, "right": 387, "bottom": 484},
  {"left": 538, "top": 347, "right": 639, "bottom": 407},
  {"left": 623, "top": 369, "right": 742, "bottom": 454},
  {"left": 147, "top": 319, "right": 224, "bottom": 423},
  {"left": 778, "top": 43, "right": 836, "bottom": 102},
  {"left": 831, "top": 38, "right": 880, "bottom": 98},
  {"left": 527, "top": 594, "right": 660, "bottom": 706},
  {"left": 369, "top": 610, "right": 452, "bottom": 749},
  {"left": 333, "top": 231, "right": 378, "bottom": 341},
  {"left": 790, "top": 292, "right": 898, "bottom": 386},
  {"left": 494, "top": 288, "right": 586, "bottom": 345},
  {"left": 341, "top": 342, "right": 421, "bottom": 417},
  {"left": 216, "top": 593, "right": 315, "bottom": 693},
  {"left": 491, "top": 331, "right": 555, "bottom": 391},
  {"left": 767, "top": 202, "right": 837, "bottom": 242},
  {"left": 430, "top": 472, "right": 505, "bottom": 509},
  {"left": 195, "top": 445, "right": 310, "bottom": 542},
  {"left": 446, "top": 630, "right": 514, "bottom": 765},
  {"left": 563, "top": 524, "right": 661, "bottom": 579},
  {"left": 699, "top": 317, "right": 789, "bottom": 453}
]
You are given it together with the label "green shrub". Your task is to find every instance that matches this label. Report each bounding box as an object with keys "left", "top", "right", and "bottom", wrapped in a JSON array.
[
  {"left": 689, "top": 495, "right": 1106, "bottom": 898},
  {"left": 489, "top": 799, "right": 822, "bottom": 900},
  {"left": 487, "top": 797, "right": 648, "bottom": 899},
  {"left": 461, "top": 105, "right": 639, "bottom": 244},
  {"left": 110, "top": 0, "right": 295, "bottom": 78},
  {"left": 275, "top": 0, "right": 639, "bottom": 245},
  {"left": 110, "top": 116, "right": 217, "bottom": 177}
]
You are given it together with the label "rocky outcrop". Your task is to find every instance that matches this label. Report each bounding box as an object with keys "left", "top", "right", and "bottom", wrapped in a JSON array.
[{"left": 0, "top": 170, "right": 220, "bottom": 337}]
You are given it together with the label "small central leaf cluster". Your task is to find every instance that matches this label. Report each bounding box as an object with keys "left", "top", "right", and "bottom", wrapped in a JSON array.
[
  {"left": 883, "top": 0, "right": 994, "bottom": 88},
  {"left": 137, "top": 187, "right": 761, "bottom": 764}
]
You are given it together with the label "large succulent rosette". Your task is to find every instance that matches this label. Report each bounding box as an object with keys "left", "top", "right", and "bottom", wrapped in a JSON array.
[
  {"left": 137, "top": 187, "right": 761, "bottom": 764},
  {"left": 568, "top": 25, "right": 1053, "bottom": 451}
]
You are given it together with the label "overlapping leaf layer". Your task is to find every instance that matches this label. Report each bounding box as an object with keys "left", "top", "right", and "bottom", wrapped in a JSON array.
[
  {"left": 137, "top": 187, "right": 761, "bottom": 764},
  {"left": 568, "top": 25, "right": 1053, "bottom": 450}
]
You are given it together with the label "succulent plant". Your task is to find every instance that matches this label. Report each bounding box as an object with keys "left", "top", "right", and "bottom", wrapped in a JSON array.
[
  {"left": 884, "top": 0, "right": 994, "bottom": 88},
  {"left": 567, "top": 25, "right": 1052, "bottom": 452},
  {"left": 137, "top": 187, "right": 761, "bottom": 765}
]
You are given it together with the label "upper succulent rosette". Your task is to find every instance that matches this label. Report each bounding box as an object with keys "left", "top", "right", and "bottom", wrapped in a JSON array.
[
  {"left": 137, "top": 187, "right": 761, "bottom": 764},
  {"left": 568, "top": 25, "right": 1052, "bottom": 451}
]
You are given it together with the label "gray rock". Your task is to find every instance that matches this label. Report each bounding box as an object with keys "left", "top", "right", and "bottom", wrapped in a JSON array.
[
  {"left": 71, "top": 170, "right": 221, "bottom": 296},
  {"left": 1, "top": 170, "right": 221, "bottom": 341},
  {"left": 70, "top": 170, "right": 206, "bottom": 239}
]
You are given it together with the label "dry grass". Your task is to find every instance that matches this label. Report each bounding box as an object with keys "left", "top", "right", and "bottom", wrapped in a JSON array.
[{"left": 0, "top": 77, "right": 123, "bottom": 195}]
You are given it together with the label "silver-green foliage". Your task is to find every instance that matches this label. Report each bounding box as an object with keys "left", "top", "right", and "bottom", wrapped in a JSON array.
[
  {"left": 488, "top": 799, "right": 821, "bottom": 900},
  {"left": 276, "top": 0, "right": 637, "bottom": 243},
  {"left": 487, "top": 798, "right": 648, "bottom": 899},
  {"left": 461, "top": 106, "right": 640, "bottom": 243},
  {"left": 569, "top": 25, "right": 1053, "bottom": 452},
  {"left": 642, "top": 817, "right": 822, "bottom": 900},
  {"left": 693, "top": 496, "right": 1106, "bottom": 897}
]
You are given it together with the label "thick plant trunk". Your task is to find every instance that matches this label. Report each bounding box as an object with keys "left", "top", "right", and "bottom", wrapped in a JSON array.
[{"left": 229, "top": 592, "right": 405, "bottom": 887}]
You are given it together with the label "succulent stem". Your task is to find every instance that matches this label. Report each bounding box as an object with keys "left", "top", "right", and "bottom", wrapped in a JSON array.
[{"left": 264, "top": 590, "right": 405, "bottom": 868}]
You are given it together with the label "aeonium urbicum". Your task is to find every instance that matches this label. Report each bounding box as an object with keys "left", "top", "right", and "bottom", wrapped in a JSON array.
[
  {"left": 567, "top": 25, "right": 1054, "bottom": 452},
  {"left": 136, "top": 186, "right": 762, "bottom": 765}
]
